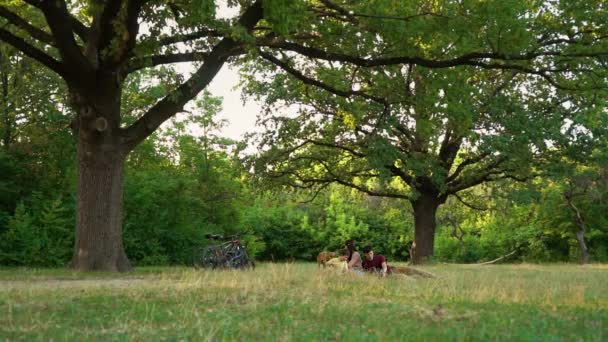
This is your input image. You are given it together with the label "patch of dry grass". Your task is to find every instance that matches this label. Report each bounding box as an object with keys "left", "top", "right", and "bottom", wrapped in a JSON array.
[{"left": 1, "top": 263, "right": 606, "bottom": 340}]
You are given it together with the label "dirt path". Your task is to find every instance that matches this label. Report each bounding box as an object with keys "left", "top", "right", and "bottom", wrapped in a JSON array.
[{"left": 0, "top": 278, "right": 154, "bottom": 289}]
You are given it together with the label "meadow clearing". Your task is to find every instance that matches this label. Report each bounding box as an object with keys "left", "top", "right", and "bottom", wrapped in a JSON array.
[{"left": 0, "top": 263, "right": 606, "bottom": 341}]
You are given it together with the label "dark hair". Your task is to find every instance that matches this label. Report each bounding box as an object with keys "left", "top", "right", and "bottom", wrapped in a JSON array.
[
  {"left": 345, "top": 240, "right": 356, "bottom": 262},
  {"left": 362, "top": 245, "right": 373, "bottom": 254}
]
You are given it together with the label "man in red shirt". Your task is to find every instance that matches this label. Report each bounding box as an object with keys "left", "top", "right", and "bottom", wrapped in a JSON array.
[{"left": 362, "top": 245, "right": 392, "bottom": 277}]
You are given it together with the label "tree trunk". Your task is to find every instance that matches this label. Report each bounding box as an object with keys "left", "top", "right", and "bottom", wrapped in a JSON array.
[
  {"left": 410, "top": 192, "right": 441, "bottom": 264},
  {"left": 575, "top": 230, "right": 590, "bottom": 264},
  {"left": 1, "top": 58, "right": 10, "bottom": 149},
  {"left": 69, "top": 88, "right": 132, "bottom": 272},
  {"left": 566, "top": 193, "right": 590, "bottom": 264}
]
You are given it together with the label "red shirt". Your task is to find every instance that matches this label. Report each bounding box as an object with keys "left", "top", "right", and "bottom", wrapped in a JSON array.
[{"left": 362, "top": 255, "right": 392, "bottom": 273}]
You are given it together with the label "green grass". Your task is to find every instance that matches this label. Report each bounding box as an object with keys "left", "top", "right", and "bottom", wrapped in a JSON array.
[{"left": 1, "top": 263, "right": 607, "bottom": 341}]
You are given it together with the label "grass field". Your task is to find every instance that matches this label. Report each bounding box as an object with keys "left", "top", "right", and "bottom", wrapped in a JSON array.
[{"left": 1, "top": 263, "right": 606, "bottom": 341}]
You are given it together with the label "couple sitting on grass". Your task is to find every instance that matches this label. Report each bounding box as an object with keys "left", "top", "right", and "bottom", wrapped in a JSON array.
[
  {"left": 344, "top": 239, "right": 392, "bottom": 277},
  {"left": 340, "top": 239, "right": 435, "bottom": 278}
]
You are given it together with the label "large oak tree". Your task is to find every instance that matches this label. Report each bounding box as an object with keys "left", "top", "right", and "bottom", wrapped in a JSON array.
[
  {"left": 243, "top": 0, "right": 608, "bottom": 263},
  {"left": 0, "top": 0, "right": 265, "bottom": 271}
]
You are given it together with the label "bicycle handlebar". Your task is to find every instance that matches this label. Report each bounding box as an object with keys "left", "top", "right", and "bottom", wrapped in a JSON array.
[
  {"left": 205, "top": 233, "right": 242, "bottom": 241},
  {"left": 205, "top": 233, "right": 224, "bottom": 240}
]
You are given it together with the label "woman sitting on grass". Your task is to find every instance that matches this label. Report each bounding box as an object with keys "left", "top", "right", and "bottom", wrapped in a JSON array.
[{"left": 344, "top": 240, "right": 363, "bottom": 274}]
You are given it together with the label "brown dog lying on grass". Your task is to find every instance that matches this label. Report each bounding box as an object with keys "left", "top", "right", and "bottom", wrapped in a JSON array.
[
  {"left": 316, "top": 251, "right": 338, "bottom": 267},
  {"left": 324, "top": 256, "right": 348, "bottom": 272}
]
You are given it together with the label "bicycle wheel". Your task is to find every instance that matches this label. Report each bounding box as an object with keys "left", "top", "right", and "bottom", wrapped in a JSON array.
[
  {"left": 192, "top": 247, "right": 206, "bottom": 269},
  {"left": 229, "top": 250, "right": 255, "bottom": 269},
  {"left": 228, "top": 251, "right": 246, "bottom": 269},
  {"left": 238, "top": 248, "right": 255, "bottom": 269},
  {"left": 222, "top": 244, "right": 240, "bottom": 267},
  {"left": 193, "top": 246, "right": 223, "bottom": 269}
]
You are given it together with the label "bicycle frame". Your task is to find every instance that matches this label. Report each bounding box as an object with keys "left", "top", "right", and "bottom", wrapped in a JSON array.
[{"left": 193, "top": 234, "right": 255, "bottom": 270}]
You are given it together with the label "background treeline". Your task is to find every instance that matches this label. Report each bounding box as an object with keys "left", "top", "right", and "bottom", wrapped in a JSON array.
[
  {"left": 1, "top": 49, "right": 607, "bottom": 267},
  {"left": 1, "top": 104, "right": 607, "bottom": 266}
]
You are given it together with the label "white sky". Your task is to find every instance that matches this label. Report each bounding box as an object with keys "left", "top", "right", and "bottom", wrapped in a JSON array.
[
  {"left": 206, "top": 64, "right": 261, "bottom": 140},
  {"left": 197, "top": 2, "right": 261, "bottom": 141}
]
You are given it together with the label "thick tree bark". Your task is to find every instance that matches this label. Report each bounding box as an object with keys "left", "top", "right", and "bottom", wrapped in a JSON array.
[
  {"left": 69, "top": 86, "right": 131, "bottom": 272},
  {"left": 410, "top": 192, "right": 442, "bottom": 264},
  {"left": 72, "top": 142, "right": 130, "bottom": 271}
]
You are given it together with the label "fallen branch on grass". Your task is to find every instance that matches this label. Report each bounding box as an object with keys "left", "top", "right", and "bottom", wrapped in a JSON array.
[
  {"left": 476, "top": 250, "right": 518, "bottom": 265},
  {"left": 441, "top": 249, "right": 518, "bottom": 266}
]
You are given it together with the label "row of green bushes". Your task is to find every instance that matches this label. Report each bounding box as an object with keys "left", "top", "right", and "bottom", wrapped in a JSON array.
[
  {"left": 2, "top": 131, "right": 607, "bottom": 267},
  {"left": 2, "top": 177, "right": 607, "bottom": 267}
]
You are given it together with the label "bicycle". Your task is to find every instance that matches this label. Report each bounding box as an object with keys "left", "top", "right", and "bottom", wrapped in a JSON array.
[{"left": 192, "top": 233, "right": 255, "bottom": 270}]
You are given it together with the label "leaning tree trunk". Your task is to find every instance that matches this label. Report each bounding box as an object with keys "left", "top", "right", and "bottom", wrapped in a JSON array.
[
  {"left": 69, "top": 87, "right": 132, "bottom": 272},
  {"left": 1, "top": 59, "right": 11, "bottom": 149},
  {"left": 565, "top": 193, "right": 590, "bottom": 264},
  {"left": 574, "top": 230, "right": 590, "bottom": 264},
  {"left": 410, "top": 192, "right": 442, "bottom": 264}
]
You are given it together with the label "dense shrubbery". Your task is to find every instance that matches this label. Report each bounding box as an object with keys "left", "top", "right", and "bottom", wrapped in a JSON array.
[
  {"left": 239, "top": 190, "right": 414, "bottom": 262},
  {"left": 433, "top": 183, "right": 608, "bottom": 263},
  {"left": 0, "top": 198, "right": 74, "bottom": 266},
  {"left": 1, "top": 115, "right": 607, "bottom": 266},
  {"left": 2, "top": 133, "right": 607, "bottom": 266}
]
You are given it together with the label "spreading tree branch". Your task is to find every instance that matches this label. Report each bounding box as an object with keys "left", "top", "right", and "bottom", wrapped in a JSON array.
[
  {"left": 258, "top": 40, "right": 607, "bottom": 90},
  {"left": 449, "top": 164, "right": 536, "bottom": 194},
  {"left": 0, "top": 27, "right": 66, "bottom": 77},
  {"left": 120, "top": 40, "right": 239, "bottom": 151},
  {"left": 120, "top": 0, "right": 264, "bottom": 152},
  {"left": 438, "top": 134, "right": 462, "bottom": 171},
  {"left": 150, "top": 29, "right": 223, "bottom": 47},
  {"left": 34, "top": 0, "right": 92, "bottom": 78},
  {"left": 0, "top": 5, "right": 54, "bottom": 45},
  {"left": 387, "top": 164, "right": 414, "bottom": 186},
  {"left": 22, "top": 0, "right": 89, "bottom": 40},
  {"left": 447, "top": 157, "right": 506, "bottom": 193},
  {"left": 96, "top": 0, "right": 124, "bottom": 56},
  {"left": 280, "top": 158, "right": 411, "bottom": 200},
  {"left": 95, "top": 0, "right": 145, "bottom": 66},
  {"left": 258, "top": 50, "right": 387, "bottom": 104},
  {"left": 122, "top": 0, "right": 144, "bottom": 62},
  {"left": 318, "top": 0, "right": 448, "bottom": 22},
  {"left": 453, "top": 192, "right": 487, "bottom": 211},
  {"left": 305, "top": 139, "right": 366, "bottom": 158},
  {"left": 296, "top": 183, "right": 331, "bottom": 204},
  {"left": 123, "top": 52, "right": 210, "bottom": 76},
  {"left": 258, "top": 40, "right": 540, "bottom": 67},
  {"left": 447, "top": 152, "right": 491, "bottom": 182}
]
